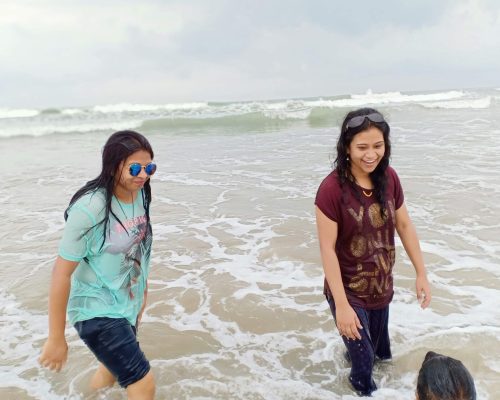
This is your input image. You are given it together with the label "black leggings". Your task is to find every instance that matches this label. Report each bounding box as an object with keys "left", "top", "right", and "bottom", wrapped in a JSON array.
[{"left": 327, "top": 296, "right": 391, "bottom": 396}]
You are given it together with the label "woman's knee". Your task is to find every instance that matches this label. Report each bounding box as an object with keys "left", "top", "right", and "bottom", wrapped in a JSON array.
[
  {"left": 346, "top": 335, "right": 375, "bottom": 368},
  {"left": 90, "top": 363, "right": 116, "bottom": 390},
  {"left": 126, "top": 370, "right": 155, "bottom": 400}
]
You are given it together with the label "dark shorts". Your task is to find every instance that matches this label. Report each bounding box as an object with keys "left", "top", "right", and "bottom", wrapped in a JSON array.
[{"left": 74, "top": 317, "right": 150, "bottom": 388}]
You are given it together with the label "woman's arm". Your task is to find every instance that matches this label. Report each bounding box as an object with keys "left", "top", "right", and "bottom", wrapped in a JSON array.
[
  {"left": 316, "top": 207, "right": 362, "bottom": 340},
  {"left": 136, "top": 280, "right": 148, "bottom": 329},
  {"left": 39, "top": 256, "right": 79, "bottom": 372},
  {"left": 395, "top": 203, "right": 432, "bottom": 309}
]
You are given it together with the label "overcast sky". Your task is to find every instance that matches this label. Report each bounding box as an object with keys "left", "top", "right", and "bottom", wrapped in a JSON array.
[{"left": 1, "top": 0, "right": 500, "bottom": 108}]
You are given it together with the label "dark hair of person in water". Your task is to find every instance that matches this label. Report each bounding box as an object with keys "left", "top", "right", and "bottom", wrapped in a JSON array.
[{"left": 417, "top": 351, "right": 476, "bottom": 400}]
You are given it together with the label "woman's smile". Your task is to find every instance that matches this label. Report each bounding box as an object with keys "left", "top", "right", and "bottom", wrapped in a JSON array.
[{"left": 348, "top": 126, "right": 385, "bottom": 179}]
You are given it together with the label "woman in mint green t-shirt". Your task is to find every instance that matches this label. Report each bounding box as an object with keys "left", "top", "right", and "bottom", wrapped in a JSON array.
[{"left": 39, "top": 130, "right": 157, "bottom": 399}]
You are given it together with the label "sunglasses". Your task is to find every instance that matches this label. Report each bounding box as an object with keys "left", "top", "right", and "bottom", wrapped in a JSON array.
[
  {"left": 129, "top": 162, "right": 157, "bottom": 177},
  {"left": 345, "top": 113, "right": 385, "bottom": 131}
]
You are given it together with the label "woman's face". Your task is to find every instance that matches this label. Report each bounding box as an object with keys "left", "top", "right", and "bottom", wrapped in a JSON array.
[
  {"left": 347, "top": 126, "right": 385, "bottom": 179},
  {"left": 114, "top": 149, "right": 153, "bottom": 196}
]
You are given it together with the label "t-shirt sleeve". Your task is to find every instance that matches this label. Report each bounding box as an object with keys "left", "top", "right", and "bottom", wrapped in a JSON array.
[
  {"left": 315, "top": 175, "right": 341, "bottom": 222},
  {"left": 58, "top": 205, "right": 95, "bottom": 262},
  {"left": 389, "top": 167, "right": 405, "bottom": 210}
]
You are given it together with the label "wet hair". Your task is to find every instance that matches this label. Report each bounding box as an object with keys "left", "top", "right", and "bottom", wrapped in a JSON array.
[
  {"left": 65, "top": 130, "right": 154, "bottom": 249},
  {"left": 417, "top": 351, "right": 476, "bottom": 400},
  {"left": 335, "top": 107, "right": 391, "bottom": 218}
]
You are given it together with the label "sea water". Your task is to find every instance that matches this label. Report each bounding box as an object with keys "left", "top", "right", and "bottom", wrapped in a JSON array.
[{"left": 0, "top": 88, "right": 499, "bottom": 399}]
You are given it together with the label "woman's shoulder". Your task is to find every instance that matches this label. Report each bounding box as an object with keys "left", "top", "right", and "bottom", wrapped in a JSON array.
[
  {"left": 316, "top": 170, "right": 343, "bottom": 202},
  {"left": 384, "top": 166, "right": 404, "bottom": 206},
  {"left": 385, "top": 165, "right": 398, "bottom": 177},
  {"left": 319, "top": 170, "right": 341, "bottom": 189},
  {"left": 70, "top": 189, "right": 107, "bottom": 215},
  {"left": 385, "top": 166, "right": 402, "bottom": 183}
]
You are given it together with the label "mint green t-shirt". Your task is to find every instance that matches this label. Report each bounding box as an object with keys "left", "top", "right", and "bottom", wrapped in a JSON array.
[{"left": 59, "top": 189, "right": 152, "bottom": 326}]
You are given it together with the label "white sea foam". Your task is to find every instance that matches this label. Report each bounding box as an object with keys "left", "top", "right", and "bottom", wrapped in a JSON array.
[
  {"left": 0, "top": 119, "right": 143, "bottom": 137},
  {"left": 260, "top": 90, "right": 469, "bottom": 110},
  {"left": 0, "top": 107, "right": 39, "bottom": 119},
  {"left": 262, "top": 107, "right": 312, "bottom": 120},
  {"left": 421, "top": 96, "right": 491, "bottom": 109},
  {"left": 61, "top": 108, "right": 86, "bottom": 115},
  {"left": 0, "top": 289, "right": 83, "bottom": 399},
  {"left": 326, "top": 89, "right": 466, "bottom": 107},
  {"left": 93, "top": 102, "right": 209, "bottom": 113},
  {"left": 215, "top": 90, "right": 468, "bottom": 117}
]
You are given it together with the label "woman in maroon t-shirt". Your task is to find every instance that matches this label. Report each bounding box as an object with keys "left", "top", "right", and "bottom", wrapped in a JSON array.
[{"left": 315, "top": 108, "right": 431, "bottom": 396}]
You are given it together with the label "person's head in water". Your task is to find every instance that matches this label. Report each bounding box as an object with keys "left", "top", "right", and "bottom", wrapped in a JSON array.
[{"left": 416, "top": 351, "right": 476, "bottom": 400}]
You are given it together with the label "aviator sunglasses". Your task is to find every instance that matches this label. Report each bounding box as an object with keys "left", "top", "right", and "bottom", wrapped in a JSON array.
[
  {"left": 345, "top": 113, "right": 385, "bottom": 131},
  {"left": 129, "top": 162, "right": 157, "bottom": 177}
]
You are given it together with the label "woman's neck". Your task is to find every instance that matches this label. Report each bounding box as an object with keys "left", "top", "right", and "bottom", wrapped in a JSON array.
[
  {"left": 350, "top": 170, "right": 372, "bottom": 189},
  {"left": 113, "top": 187, "right": 137, "bottom": 204}
]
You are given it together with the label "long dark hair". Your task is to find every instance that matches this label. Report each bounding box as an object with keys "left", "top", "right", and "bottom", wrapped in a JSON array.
[
  {"left": 335, "top": 107, "right": 391, "bottom": 217},
  {"left": 65, "top": 130, "right": 154, "bottom": 249},
  {"left": 417, "top": 351, "right": 476, "bottom": 400}
]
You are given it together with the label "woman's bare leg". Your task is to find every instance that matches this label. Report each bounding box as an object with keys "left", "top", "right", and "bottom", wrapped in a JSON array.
[
  {"left": 126, "top": 370, "right": 155, "bottom": 400},
  {"left": 90, "top": 362, "right": 116, "bottom": 390}
]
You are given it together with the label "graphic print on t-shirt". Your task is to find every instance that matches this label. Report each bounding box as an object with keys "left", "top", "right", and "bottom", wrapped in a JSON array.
[
  {"left": 105, "top": 215, "right": 151, "bottom": 300},
  {"left": 346, "top": 199, "right": 396, "bottom": 299}
]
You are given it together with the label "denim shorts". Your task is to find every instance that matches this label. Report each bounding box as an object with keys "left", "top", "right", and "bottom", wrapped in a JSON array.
[{"left": 74, "top": 317, "right": 150, "bottom": 388}]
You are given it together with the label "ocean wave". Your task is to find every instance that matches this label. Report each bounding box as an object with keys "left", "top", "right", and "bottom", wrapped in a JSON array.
[
  {"left": 421, "top": 96, "right": 491, "bottom": 109},
  {"left": 84, "top": 90, "right": 470, "bottom": 120},
  {"left": 0, "top": 119, "right": 143, "bottom": 138},
  {"left": 139, "top": 112, "right": 298, "bottom": 133},
  {"left": 219, "top": 90, "right": 466, "bottom": 113},
  {"left": 92, "top": 102, "right": 209, "bottom": 113},
  {"left": 328, "top": 89, "right": 466, "bottom": 107},
  {"left": 61, "top": 108, "right": 86, "bottom": 115},
  {"left": 39, "top": 108, "right": 61, "bottom": 115},
  {"left": 0, "top": 108, "right": 39, "bottom": 119},
  {"left": 1, "top": 89, "right": 496, "bottom": 138}
]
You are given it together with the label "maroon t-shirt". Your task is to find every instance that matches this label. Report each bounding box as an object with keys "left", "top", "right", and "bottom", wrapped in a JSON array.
[{"left": 315, "top": 166, "right": 404, "bottom": 309}]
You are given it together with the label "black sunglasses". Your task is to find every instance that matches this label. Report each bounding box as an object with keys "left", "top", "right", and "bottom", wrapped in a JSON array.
[{"left": 345, "top": 113, "right": 385, "bottom": 131}]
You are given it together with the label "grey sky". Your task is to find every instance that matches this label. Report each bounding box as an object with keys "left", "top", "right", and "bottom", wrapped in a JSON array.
[{"left": 1, "top": 0, "right": 499, "bottom": 108}]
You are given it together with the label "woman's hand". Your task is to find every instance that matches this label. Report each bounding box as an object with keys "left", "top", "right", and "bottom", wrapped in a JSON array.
[
  {"left": 335, "top": 304, "right": 363, "bottom": 340},
  {"left": 395, "top": 204, "right": 432, "bottom": 309},
  {"left": 416, "top": 274, "right": 432, "bottom": 309},
  {"left": 136, "top": 305, "right": 145, "bottom": 329},
  {"left": 39, "top": 337, "right": 68, "bottom": 372}
]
